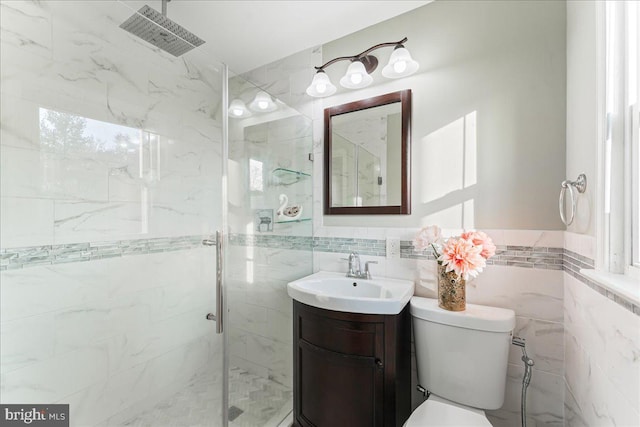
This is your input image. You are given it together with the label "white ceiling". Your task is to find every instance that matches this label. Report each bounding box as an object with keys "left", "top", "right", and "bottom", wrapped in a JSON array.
[{"left": 132, "top": 0, "right": 430, "bottom": 74}]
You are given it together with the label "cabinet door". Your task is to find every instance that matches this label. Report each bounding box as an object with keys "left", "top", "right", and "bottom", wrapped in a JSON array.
[{"left": 297, "top": 340, "right": 384, "bottom": 427}]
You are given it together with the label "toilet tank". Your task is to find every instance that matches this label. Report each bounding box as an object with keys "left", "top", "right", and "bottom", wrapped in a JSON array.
[{"left": 410, "top": 297, "right": 516, "bottom": 410}]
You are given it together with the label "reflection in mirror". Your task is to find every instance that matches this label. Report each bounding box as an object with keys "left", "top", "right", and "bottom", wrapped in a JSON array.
[
  {"left": 331, "top": 103, "right": 401, "bottom": 207},
  {"left": 324, "top": 90, "right": 411, "bottom": 215}
]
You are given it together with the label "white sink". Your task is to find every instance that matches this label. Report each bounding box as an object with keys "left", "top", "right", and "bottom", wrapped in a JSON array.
[{"left": 287, "top": 271, "right": 415, "bottom": 315}]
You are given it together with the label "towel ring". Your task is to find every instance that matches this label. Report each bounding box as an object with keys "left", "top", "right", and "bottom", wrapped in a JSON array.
[{"left": 559, "top": 174, "right": 587, "bottom": 226}]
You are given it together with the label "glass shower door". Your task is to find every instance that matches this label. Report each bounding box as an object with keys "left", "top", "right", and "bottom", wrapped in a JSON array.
[
  {"left": 224, "top": 73, "right": 314, "bottom": 426},
  {"left": 0, "top": 1, "right": 225, "bottom": 425}
]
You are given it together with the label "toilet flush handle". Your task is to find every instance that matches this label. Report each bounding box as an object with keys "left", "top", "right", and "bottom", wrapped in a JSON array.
[{"left": 416, "top": 385, "right": 430, "bottom": 399}]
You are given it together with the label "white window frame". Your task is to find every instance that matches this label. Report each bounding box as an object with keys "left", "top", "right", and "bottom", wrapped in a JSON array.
[
  {"left": 632, "top": 101, "right": 639, "bottom": 274},
  {"left": 597, "top": 0, "right": 640, "bottom": 281},
  {"left": 628, "top": 0, "right": 640, "bottom": 276}
]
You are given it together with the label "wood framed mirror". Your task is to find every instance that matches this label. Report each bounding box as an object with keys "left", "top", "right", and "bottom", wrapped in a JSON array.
[{"left": 324, "top": 89, "right": 411, "bottom": 215}]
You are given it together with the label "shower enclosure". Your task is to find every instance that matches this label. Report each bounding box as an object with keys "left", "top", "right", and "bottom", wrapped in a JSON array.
[{"left": 0, "top": 1, "right": 312, "bottom": 426}]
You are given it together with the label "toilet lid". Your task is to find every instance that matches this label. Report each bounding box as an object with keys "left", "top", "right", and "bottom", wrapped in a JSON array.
[{"left": 404, "top": 396, "right": 492, "bottom": 427}]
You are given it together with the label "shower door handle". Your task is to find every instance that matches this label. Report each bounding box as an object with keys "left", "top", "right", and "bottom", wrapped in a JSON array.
[
  {"left": 215, "top": 230, "right": 223, "bottom": 334},
  {"left": 203, "top": 231, "right": 223, "bottom": 334}
]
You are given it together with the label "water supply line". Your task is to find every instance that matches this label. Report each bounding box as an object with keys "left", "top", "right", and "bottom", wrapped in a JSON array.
[{"left": 512, "top": 337, "right": 535, "bottom": 427}]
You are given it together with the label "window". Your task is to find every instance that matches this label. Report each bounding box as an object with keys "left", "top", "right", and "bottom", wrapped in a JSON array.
[
  {"left": 249, "top": 158, "right": 264, "bottom": 192},
  {"left": 631, "top": 0, "right": 640, "bottom": 269},
  {"left": 603, "top": 1, "right": 640, "bottom": 276},
  {"left": 634, "top": 101, "right": 639, "bottom": 269}
]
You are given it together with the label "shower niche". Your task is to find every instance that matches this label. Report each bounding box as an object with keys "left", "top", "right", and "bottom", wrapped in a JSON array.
[{"left": 273, "top": 168, "right": 312, "bottom": 223}]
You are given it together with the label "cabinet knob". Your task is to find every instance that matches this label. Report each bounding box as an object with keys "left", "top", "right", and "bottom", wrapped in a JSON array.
[{"left": 375, "top": 359, "right": 383, "bottom": 368}]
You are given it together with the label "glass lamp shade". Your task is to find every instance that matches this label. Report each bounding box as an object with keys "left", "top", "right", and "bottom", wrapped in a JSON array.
[
  {"left": 340, "top": 60, "right": 373, "bottom": 89},
  {"left": 228, "top": 99, "right": 252, "bottom": 118},
  {"left": 306, "top": 71, "right": 337, "bottom": 97},
  {"left": 249, "top": 91, "right": 278, "bottom": 112},
  {"left": 382, "top": 46, "right": 419, "bottom": 79}
]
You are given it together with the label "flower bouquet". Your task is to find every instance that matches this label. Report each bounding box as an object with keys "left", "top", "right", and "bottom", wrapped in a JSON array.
[{"left": 413, "top": 225, "right": 496, "bottom": 311}]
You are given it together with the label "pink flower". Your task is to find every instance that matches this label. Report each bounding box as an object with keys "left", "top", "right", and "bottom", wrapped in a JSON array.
[
  {"left": 461, "top": 230, "right": 496, "bottom": 260},
  {"left": 438, "top": 237, "right": 486, "bottom": 280},
  {"left": 413, "top": 225, "right": 442, "bottom": 252}
]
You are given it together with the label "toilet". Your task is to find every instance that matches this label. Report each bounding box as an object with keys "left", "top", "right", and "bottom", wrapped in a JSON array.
[{"left": 405, "top": 297, "right": 516, "bottom": 426}]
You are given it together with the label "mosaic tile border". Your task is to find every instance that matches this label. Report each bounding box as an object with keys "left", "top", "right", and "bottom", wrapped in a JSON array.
[
  {"left": 229, "top": 234, "right": 313, "bottom": 251},
  {"left": 3, "top": 234, "right": 636, "bottom": 317},
  {"left": 312, "top": 237, "right": 385, "bottom": 256},
  {"left": 0, "top": 235, "right": 206, "bottom": 270},
  {"left": 400, "top": 241, "right": 565, "bottom": 270},
  {"left": 0, "top": 235, "right": 590, "bottom": 274},
  {"left": 233, "top": 235, "right": 574, "bottom": 271},
  {"left": 228, "top": 235, "right": 386, "bottom": 256}
]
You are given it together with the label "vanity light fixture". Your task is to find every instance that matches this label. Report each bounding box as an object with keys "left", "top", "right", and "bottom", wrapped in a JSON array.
[
  {"left": 249, "top": 91, "right": 278, "bottom": 113},
  {"left": 228, "top": 99, "right": 252, "bottom": 118},
  {"left": 306, "top": 37, "right": 419, "bottom": 97}
]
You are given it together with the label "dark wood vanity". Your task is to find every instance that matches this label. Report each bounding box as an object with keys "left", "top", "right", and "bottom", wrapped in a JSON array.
[{"left": 292, "top": 300, "right": 411, "bottom": 427}]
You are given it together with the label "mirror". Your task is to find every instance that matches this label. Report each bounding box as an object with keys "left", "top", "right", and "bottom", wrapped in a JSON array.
[{"left": 324, "top": 89, "right": 411, "bottom": 215}]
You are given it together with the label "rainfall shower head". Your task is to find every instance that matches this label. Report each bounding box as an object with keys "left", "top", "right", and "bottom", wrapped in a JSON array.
[{"left": 120, "top": 0, "right": 205, "bottom": 57}]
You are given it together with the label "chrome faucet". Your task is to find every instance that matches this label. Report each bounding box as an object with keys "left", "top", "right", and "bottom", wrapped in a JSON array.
[
  {"left": 346, "top": 252, "right": 361, "bottom": 277},
  {"left": 342, "top": 252, "right": 378, "bottom": 279},
  {"left": 363, "top": 260, "right": 378, "bottom": 279}
]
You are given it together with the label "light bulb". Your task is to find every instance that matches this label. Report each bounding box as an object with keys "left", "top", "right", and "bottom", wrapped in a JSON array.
[
  {"left": 229, "top": 99, "right": 251, "bottom": 117},
  {"left": 249, "top": 91, "right": 277, "bottom": 112},
  {"left": 382, "top": 46, "right": 419, "bottom": 79},
  {"left": 350, "top": 73, "right": 363, "bottom": 85},
  {"left": 393, "top": 60, "right": 407, "bottom": 73},
  {"left": 306, "top": 71, "right": 336, "bottom": 97},
  {"left": 340, "top": 61, "right": 372, "bottom": 89}
]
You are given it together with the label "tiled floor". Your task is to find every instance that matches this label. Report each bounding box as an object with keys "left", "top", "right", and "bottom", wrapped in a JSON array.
[
  {"left": 121, "top": 367, "right": 292, "bottom": 427},
  {"left": 228, "top": 367, "right": 292, "bottom": 427}
]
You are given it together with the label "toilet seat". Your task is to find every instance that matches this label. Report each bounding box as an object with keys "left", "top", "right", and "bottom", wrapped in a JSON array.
[{"left": 404, "top": 395, "right": 493, "bottom": 427}]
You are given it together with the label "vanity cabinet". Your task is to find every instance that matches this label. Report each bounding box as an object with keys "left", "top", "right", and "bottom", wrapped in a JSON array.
[{"left": 293, "top": 301, "right": 411, "bottom": 427}]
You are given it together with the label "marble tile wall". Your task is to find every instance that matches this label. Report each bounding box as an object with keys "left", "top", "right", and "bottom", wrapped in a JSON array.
[
  {"left": 1, "top": 1, "right": 223, "bottom": 425},
  {"left": 0, "top": 249, "right": 221, "bottom": 425},
  {"left": 226, "top": 118, "right": 313, "bottom": 385},
  {"left": 226, "top": 244, "right": 310, "bottom": 386},
  {"left": 563, "top": 233, "right": 640, "bottom": 426},
  {"left": 1, "top": 1, "right": 223, "bottom": 248}
]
